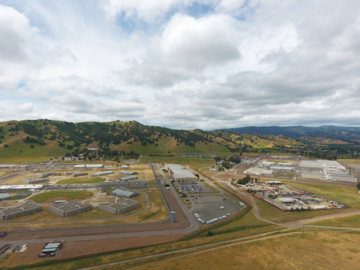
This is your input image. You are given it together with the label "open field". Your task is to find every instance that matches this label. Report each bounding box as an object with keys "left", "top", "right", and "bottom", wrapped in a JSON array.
[
  {"left": 309, "top": 213, "right": 360, "bottom": 228},
  {"left": 56, "top": 177, "right": 106, "bottom": 184},
  {"left": 281, "top": 180, "right": 360, "bottom": 208},
  {"left": 138, "top": 189, "right": 169, "bottom": 222},
  {"left": 277, "top": 172, "right": 295, "bottom": 178},
  {"left": 30, "top": 190, "right": 94, "bottom": 203},
  {"left": 127, "top": 231, "right": 360, "bottom": 270}
]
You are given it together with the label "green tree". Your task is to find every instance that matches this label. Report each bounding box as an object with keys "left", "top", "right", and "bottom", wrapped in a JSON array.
[{"left": 357, "top": 182, "right": 360, "bottom": 190}]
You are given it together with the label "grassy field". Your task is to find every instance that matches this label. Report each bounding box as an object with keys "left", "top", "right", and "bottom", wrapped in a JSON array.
[
  {"left": 277, "top": 172, "right": 295, "bottom": 178},
  {"left": 138, "top": 189, "right": 169, "bottom": 222},
  {"left": 282, "top": 180, "right": 360, "bottom": 207},
  {"left": 0, "top": 139, "right": 65, "bottom": 163},
  {"left": 30, "top": 190, "right": 94, "bottom": 203},
  {"left": 309, "top": 213, "right": 360, "bottom": 228},
  {"left": 126, "top": 231, "right": 360, "bottom": 270},
  {"left": 56, "top": 177, "right": 105, "bottom": 184}
]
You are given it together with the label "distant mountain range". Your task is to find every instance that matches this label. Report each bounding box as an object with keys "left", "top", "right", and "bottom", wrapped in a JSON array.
[{"left": 216, "top": 126, "right": 360, "bottom": 144}]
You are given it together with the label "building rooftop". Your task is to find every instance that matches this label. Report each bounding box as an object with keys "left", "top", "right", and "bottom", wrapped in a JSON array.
[
  {"left": 113, "top": 189, "right": 137, "bottom": 197},
  {"left": 120, "top": 171, "right": 138, "bottom": 175},
  {"left": 0, "top": 201, "right": 41, "bottom": 216},
  {"left": 50, "top": 200, "right": 91, "bottom": 212},
  {"left": 0, "top": 185, "right": 43, "bottom": 190},
  {"left": 100, "top": 198, "right": 139, "bottom": 209}
]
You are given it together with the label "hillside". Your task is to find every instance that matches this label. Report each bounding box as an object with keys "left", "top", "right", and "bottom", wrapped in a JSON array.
[
  {"left": 0, "top": 120, "right": 310, "bottom": 163},
  {"left": 218, "top": 126, "right": 360, "bottom": 144}
]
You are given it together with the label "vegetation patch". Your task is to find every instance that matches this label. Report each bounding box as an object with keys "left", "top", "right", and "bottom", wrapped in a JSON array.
[{"left": 30, "top": 190, "right": 94, "bottom": 203}]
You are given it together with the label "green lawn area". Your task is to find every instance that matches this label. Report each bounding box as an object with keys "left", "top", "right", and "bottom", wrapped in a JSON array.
[
  {"left": 277, "top": 173, "right": 295, "bottom": 178},
  {"left": 309, "top": 213, "right": 360, "bottom": 228},
  {"left": 57, "top": 177, "right": 105, "bottom": 184},
  {"left": 30, "top": 190, "right": 94, "bottom": 203},
  {"left": 282, "top": 180, "right": 360, "bottom": 208}
]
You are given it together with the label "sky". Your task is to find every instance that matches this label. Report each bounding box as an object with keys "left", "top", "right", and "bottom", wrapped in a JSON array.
[{"left": 0, "top": 0, "right": 360, "bottom": 130}]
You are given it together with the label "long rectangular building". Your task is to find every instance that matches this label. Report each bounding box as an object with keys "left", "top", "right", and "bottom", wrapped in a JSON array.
[
  {"left": 0, "top": 201, "right": 42, "bottom": 220},
  {"left": 49, "top": 200, "right": 93, "bottom": 217},
  {"left": 91, "top": 171, "right": 113, "bottom": 177},
  {"left": 165, "top": 164, "right": 198, "bottom": 181}
]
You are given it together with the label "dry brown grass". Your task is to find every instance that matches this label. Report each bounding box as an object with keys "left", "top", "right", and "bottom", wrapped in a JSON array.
[{"left": 130, "top": 231, "right": 360, "bottom": 270}]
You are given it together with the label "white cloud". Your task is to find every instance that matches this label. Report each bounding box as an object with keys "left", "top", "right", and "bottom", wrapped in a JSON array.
[{"left": 1, "top": 1, "right": 360, "bottom": 129}]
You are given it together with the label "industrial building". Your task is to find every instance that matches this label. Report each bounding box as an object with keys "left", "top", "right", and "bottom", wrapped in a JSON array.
[
  {"left": 99, "top": 198, "right": 140, "bottom": 214},
  {"left": 270, "top": 166, "right": 294, "bottom": 171},
  {"left": 261, "top": 162, "right": 276, "bottom": 166},
  {"left": 0, "top": 201, "right": 42, "bottom": 220},
  {"left": 165, "top": 164, "right": 198, "bottom": 181},
  {"left": 40, "top": 172, "right": 61, "bottom": 178},
  {"left": 112, "top": 189, "right": 139, "bottom": 198},
  {"left": 22, "top": 178, "right": 49, "bottom": 184},
  {"left": 90, "top": 171, "right": 113, "bottom": 177},
  {"left": 49, "top": 200, "right": 93, "bottom": 217},
  {"left": 299, "top": 159, "right": 356, "bottom": 183},
  {"left": 121, "top": 165, "right": 130, "bottom": 169},
  {"left": 0, "top": 193, "right": 10, "bottom": 201},
  {"left": 73, "top": 164, "right": 104, "bottom": 169},
  {"left": 120, "top": 171, "right": 138, "bottom": 175},
  {"left": 0, "top": 185, "right": 43, "bottom": 192},
  {"left": 65, "top": 172, "right": 88, "bottom": 177},
  {"left": 118, "top": 175, "right": 138, "bottom": 181},
  {"left": 245, "top": 167, "right": 273, "bottom": 176}
]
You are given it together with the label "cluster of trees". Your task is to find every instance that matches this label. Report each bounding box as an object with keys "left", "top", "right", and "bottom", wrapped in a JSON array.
[
  {"left": 237, "top": 175, "right": 251, "bottom": 185},
  {"left": 23, "top": 136, "right": 46, "bottom": 146}
]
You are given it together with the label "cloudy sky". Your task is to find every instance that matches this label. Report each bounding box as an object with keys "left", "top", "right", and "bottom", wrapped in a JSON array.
[{"left": 0, "top": 0, "right": 360, "bottom": 130}]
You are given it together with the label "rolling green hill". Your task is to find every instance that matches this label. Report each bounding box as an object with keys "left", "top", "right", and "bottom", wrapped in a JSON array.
[{"left": 0, "top": 120, "right": 310, "bottom": 163}]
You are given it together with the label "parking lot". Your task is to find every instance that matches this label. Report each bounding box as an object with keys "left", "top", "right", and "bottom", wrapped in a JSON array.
[
  {"left": 173, "top": 180, "right": 212, "bottom": 194},
  {"left": 190, "top": 194, "right": 243, "bottom": 224}
]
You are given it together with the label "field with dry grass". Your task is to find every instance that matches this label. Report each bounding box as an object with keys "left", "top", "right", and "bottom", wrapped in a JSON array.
[{"left": 128, "top": 231, "right": 360, "bottom": 270}]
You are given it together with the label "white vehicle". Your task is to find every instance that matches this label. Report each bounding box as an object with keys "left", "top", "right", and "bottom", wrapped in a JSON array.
[{"left": 220, "top": 206, "right": 225, "bottom": 210}]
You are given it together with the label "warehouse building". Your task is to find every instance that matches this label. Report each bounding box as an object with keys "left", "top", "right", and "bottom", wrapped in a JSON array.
[
  {"left": 120, "top": 171, "right": 138, "bottom": 175},
  {"left": 0, "top": 201, "right": 42, "bottom": 220},
  {"left": 270, "top": 166, "right": 294, "bottom": 171},
  {"left": 277, "top": 197, "right": 295, "bottom": 204},
  {"left": 0, "top": 193, "right": 11, "bottom": 201},
  {"left": 245, "top": 167, "right": 273, "bottom": 176},
  {"left": 91, "top": 171, "right": 113, "bottom": 177},
  {"left": 327, "top": 174, "right": 357, "bottom": 183},
  {"left": 278, "top": 163, "right": 293, "bottom": 166},
  {"left": 73, "top": 164, "right": 104, "bottom": 169},
  {"left": 99, "top": 198, "right": 140, "bottom": 214},
  {"left": 261, "top": 162, "right": 276, "bottom": 167},
  {"left": 65, "top": 171, "right": 88, "bottom": 177},
  {"left": 40, "top": 172, "right": 61, "bottom": 178},
  {"left": 118, "top": 175, "right": 138, "bottom": 181},
  {"left": 302, "top": 172, "right": 327, "bottom": 180},
  {"left": 121, "top": 165, "right": 130, "bottom": 169},
  {"left": 22, "top": 178, "right": 50, "bottom": 184},
  {"left": 0, "top": 185, "right": 43, "bottom": 192},
  {"left": 49, "top": 200, "right": 93, "bottom": 217},
  {"left": 38, "top": 241, "right": 65, "bottom": 258},
  {"left": 112, "top": 189, "right": 139, "bottom": 198},
  {"left": 165, "top": 164, "right": 198, "bottom": 181}
]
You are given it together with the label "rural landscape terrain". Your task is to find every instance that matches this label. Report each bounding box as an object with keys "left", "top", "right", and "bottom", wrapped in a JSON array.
[{"left": 0, "top": 120, "right": 360, "bottom": 270}]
